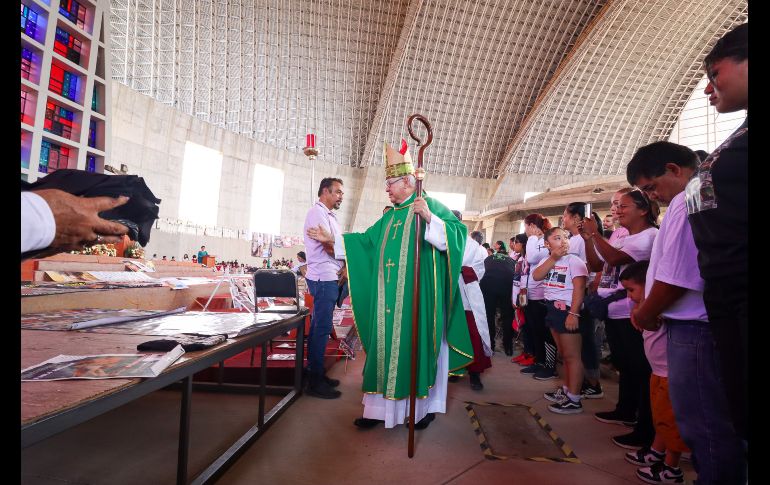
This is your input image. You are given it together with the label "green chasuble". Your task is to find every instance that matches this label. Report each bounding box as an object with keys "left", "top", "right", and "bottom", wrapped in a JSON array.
[{"left": 342, "top": 191, "right": 473, "bottom": 400}]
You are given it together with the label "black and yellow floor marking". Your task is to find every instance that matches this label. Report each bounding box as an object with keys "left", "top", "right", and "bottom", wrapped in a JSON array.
[{"left": 464, "top": 401, "right": 580, "bottom": 463}]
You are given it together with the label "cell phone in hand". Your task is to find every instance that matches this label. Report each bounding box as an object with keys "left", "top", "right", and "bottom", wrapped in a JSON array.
[{"left": 584, "top": 203, "right": 592, "bottom": 220}]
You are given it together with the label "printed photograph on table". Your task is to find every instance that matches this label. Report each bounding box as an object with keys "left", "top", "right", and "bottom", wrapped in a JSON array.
[
  {"left": 21, "top": 346, "right": 185, "bottom": 381},
  {"left": 21, "top": 308, "right": 186, "bottom": 331},
  {"left": 83, "top": 311, "right": 292, "bottom": 338}
]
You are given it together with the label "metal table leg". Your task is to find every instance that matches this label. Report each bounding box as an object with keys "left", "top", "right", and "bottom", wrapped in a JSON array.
[{"left": 177, "top": 376, "right": 192, "bottom": 485}]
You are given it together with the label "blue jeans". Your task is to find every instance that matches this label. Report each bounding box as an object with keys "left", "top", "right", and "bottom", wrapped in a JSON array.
[
  {"left": 666, "top": 319, "right": 746, "bottom": 484},
  {"left": 306, "top": 279, "right": 338, "bottom": 374}
]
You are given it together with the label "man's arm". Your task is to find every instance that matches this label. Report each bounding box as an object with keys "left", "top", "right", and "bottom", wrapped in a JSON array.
[
  {"left": 22, "top": 190, "right": 129, "bottom": 253},
  {"left": 306, "top": 224, "right": 346, "bottom": 259},
  {"left": 631, "top": 281, "right": 687, "bottom": 330}
]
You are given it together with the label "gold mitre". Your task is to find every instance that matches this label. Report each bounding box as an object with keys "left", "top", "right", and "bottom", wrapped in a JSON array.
[{"left": 384, "top": 139, "right": 414, "bottom": 179}]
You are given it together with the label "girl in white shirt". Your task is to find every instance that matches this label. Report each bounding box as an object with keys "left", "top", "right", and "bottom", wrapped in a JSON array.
[{"left": 533, "top": 227, "right": 589, "bottom": 414}]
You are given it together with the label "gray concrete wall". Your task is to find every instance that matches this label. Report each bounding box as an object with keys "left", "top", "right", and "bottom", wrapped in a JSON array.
[{"left": 110, "top": 83, "right": 362, "bottom": 262}]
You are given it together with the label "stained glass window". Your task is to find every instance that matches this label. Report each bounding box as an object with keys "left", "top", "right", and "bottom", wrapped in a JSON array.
[
  {"left": 21, "top": 4, "right": 40, "bottom": 40},
  {"left": 54, "top": 27, "right": 82, "bottom": 65},
  {"left": 88, "top": 120, "right": 96, "bottom": 148},
  {"left": 91, "top": 88, "right": 98, "bottom": 111},
  {"left": 44, "top": 101, "right": 75, "bottom": 139},
  {"left": 59, "top": 0, "right": 86, "bottom": 30},
  {"left": 21, "top": 89, "right": 31, "bottom": 123},
  {"left": 39, "top": 140, "right": 70, "bottom": 173},
  {"left": 86, "top": 154, "right": 96, "bottom": 172},
  {"left": 49, "top": 63, "right": 79, "bottom": 101},
  {"left": 21, "top": 47, "right": 33, "bottom": 80}
]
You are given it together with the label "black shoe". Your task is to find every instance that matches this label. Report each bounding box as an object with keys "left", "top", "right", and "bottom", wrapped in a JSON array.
[
  {"left": 504, "top": 348, "right": 513, "bottom": 357},
  {"left": 448, "top": 375, "right": 460, "bottom": 383},
  {"left": 306, "top": 372, "right": 341, "bottom": 399},
  {"left": 324, "top": 375, "right": 340, "bottom": 387},
  {"left": 533, "top": 366, "right": 558, "bottom": 380},
  {"left": 595, "top": 410, "right": 637, "bottom": 427},
  {"left": 469, "top": 372, "right": 483, "bottom": 391},
  {"left": 520, "top": 363, "right": 541, "bottom": 374},
  {"left": 612, "top": 430, "right": 652, "bottom": 450},
  {"left": 354, "top": 417, "right": 383, "bottom": 429},
  {"left": 414, "top": 413, "right": 435, "bottom": 430}
]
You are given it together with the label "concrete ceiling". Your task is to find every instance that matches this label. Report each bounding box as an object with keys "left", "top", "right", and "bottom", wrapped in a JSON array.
[{"left": 110, "top": 0, "right": 747, "bottom": 204}]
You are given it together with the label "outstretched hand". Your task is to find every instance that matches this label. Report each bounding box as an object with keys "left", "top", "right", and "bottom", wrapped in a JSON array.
[
  {"left": 307, "top": 224, "right": 333, "bottom": 244},
  {"left": 33, "top": 189, "right": 130, "bottom": 250}
]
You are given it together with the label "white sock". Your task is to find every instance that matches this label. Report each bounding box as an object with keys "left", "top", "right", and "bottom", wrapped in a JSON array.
[
  {"left": 562, "top": 384, "right": 569, "bottom": 393},
  {"left": 566, "top": 391, "right": 581, "bottom": 402}
]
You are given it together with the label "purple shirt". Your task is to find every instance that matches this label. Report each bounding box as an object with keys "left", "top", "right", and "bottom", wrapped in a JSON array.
[
  {"left": 644, "top": 191, "right": 708, "bottom": 321},
  {"left": 303, "top": 201, "right": 343, "bottom": 281}
]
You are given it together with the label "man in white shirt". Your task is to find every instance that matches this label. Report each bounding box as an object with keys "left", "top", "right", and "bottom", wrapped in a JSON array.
[{"left": 628, "top": 141, "right": 746, "bottom": 484}]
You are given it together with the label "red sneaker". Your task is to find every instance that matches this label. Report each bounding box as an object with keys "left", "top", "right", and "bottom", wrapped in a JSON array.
[
  {"left": 518, "top": 355, "right": 536, "bottom": 366},
  {"left": 511, "top": 353, "right": 528, "bottom": 363}
]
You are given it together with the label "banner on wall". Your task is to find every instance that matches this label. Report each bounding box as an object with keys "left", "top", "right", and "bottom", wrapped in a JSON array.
[{"left": 250, "top": 233, "right": 273, "bottom": 258}]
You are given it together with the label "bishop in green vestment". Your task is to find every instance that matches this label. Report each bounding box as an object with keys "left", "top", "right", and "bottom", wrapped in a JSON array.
[{"left": 307, "top": 140, "right": 473, "bottom": 428}]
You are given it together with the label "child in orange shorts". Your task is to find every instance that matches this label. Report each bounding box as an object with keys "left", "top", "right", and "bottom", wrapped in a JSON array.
[{"left": 620, "top": 261, "right": 689, "bottom": 484}]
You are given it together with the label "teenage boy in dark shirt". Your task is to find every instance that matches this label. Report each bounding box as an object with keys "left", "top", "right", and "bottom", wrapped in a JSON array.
[{"left": 684, "top": 23, "right": 748, "bottom": 445}]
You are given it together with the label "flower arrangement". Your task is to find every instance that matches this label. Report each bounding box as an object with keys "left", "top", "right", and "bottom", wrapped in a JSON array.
[
  {"left": 71, "top": 244, "right": 118, "bottom": 257},
  {"left": 124, "top": 241, "right": 145, "bottom": 259}
]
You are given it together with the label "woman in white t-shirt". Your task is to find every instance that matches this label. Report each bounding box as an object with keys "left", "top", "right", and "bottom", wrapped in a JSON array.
[
  {"left": 533, "top": 227, "right": 589, "bottom": 415},
  {"left": 519, "top": 213, "right": 559, "bottom": 381},
  {"left": 510, "top": 233, "right": 536, "bottom": 365},
  {"left": 579, "top": 189, "right": 659, "bottom": 449}
]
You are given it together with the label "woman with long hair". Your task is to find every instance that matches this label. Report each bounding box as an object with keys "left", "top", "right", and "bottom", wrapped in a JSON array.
[
  {"left": 580, "top": 189, "right": 659, "bottom": 449},
  {"left": 511, "top": 233, "right": 536, "bottom": 365},
  {"left": 519, "top": 213, "right": 559, "bottom": 380}
]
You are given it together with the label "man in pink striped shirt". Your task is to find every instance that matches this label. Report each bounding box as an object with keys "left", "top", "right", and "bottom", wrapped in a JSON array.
[{"left": 303, "top": 177, "right": 346, "bottom": 399}]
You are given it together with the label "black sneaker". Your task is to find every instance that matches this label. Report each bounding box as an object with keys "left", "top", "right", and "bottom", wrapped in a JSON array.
[
  {"left": 520, "top": 363, "right": 541, "bottom": 374},
  {"left": 612, "top": 431, "right": 652, "bottom": 450},
  {"left": 543, "top": 387, "right": 567, "bottom": 403},
  {"left": 533, "top": 366, "right": 558, "bottom": 380},
  {"left": 636, "top": 461, "right": 684, "bottom": 484},
  {"left": 625, "top": 446, "right": 665, "bottom": 466},
  {"left": 548, "top": 398, "right": 583, "bottom": 414},
  {"left": 580, "top": 381, "right": 604, "bottom": 399},
  {"left": 594, "top": 410, "right": 637, "bottom": 427}
]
